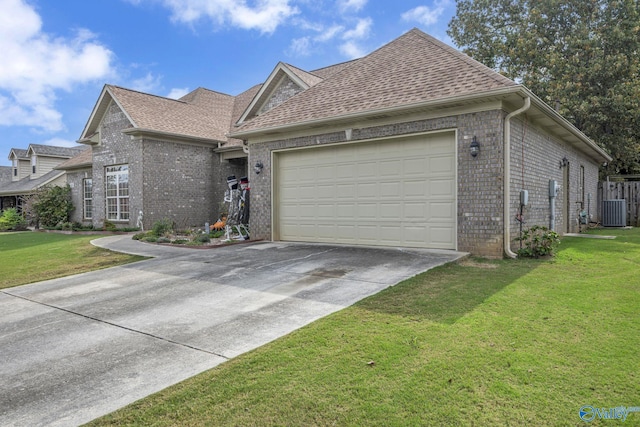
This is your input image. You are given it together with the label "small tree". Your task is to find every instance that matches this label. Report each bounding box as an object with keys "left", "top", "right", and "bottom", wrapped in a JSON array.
[
  {"left": 32, "top": 185, "right": 74, "bottom": 228},
  {"left": 0, "top": 208, "right": 27, "bottom": 231}
]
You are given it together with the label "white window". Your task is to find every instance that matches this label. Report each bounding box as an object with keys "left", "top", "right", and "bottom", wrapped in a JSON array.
[
  {"left": 105, "top": 165, "right": 129, "bottom": 221},
  {"left": 12, "top": 158, "right": 17, "bottom": 176},
  {"left": 83, "top": 179, "right": 93, "bottom": 220},
  {"left": 31, "top": 156, "right": 36, "bottom": 174}
]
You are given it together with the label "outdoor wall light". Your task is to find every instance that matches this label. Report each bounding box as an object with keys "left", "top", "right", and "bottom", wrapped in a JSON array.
[
  {"left": 254, "top": 161, "right": 264, "bottom": 174},
  {"left": 560, "top": 156, "right": 569, "bottom": 168},
  {"left": 470, "top": 136, "right": 480, "bottom": 157}
]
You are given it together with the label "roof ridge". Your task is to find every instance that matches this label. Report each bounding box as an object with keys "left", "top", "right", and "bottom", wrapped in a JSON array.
[
  {"left": 107, "top": 84, "right": 188, "bottom": 104},
  {"left": 408, "top": 28, "right": 514, "bottom": 86}
]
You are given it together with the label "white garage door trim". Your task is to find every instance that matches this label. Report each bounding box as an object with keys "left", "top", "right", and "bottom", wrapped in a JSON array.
[{"left": 272, "top": 130, "right": 458, "bottom": 250}]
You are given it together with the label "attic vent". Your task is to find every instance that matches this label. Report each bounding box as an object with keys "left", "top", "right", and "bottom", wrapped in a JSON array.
[{"left": 602, "top": 200, "right": 626, "bottom": 227}]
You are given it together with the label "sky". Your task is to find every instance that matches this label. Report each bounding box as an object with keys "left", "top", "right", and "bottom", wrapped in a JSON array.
[{"left": 0, "top": 0, "right": 457, "bottom": 166}]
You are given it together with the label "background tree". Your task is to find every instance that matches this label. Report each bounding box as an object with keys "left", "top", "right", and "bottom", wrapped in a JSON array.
[{"left": 448, "top": 0, "right": 640, "bottom": 176}]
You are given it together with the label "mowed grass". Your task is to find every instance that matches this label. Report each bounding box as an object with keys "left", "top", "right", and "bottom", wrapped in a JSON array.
[
  {"left": 83, "top": 229, "right": 638, "bottom": 426},
  {"left": 0, "top": 232, "right": 146, "bottom": 289}
]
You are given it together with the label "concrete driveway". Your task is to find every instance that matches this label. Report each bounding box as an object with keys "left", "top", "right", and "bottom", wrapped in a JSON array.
[{"left": 0, "top": 235, "right": 465, "bottom": 426}]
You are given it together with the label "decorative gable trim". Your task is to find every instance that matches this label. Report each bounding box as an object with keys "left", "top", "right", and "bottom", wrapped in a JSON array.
[{"left": 236, "top": 62, "right": 314, "bottom": 125}]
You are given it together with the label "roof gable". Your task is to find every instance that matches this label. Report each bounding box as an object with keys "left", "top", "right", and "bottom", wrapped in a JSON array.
[
  {"left": 233, "top": 28, "right": 517, "bottom": 134},
  {"left": 8, "top": 148, "right": 28, "bottom": 161},
  {"left": 237, "top": 62, "right": 326, "bottom": 125},
  {"left": 79, "top": 85, "right": 237, "bottom": 144}
]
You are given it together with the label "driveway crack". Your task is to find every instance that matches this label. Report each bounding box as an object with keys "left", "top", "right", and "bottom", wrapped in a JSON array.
[{"left": 1, "top": 290, "right": 229, "bottom": 360}]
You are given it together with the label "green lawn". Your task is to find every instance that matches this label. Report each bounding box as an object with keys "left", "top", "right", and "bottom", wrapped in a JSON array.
[
  {"left": 84, "top": 228, "right": 640, "bottom": 427},
  {"left": 0, "top": 232, "right": 146, "bottom": 289}
]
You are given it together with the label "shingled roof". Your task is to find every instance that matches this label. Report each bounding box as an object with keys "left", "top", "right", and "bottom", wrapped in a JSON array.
[
  {"left": 79, "top": 85, "right": 240, "bottom": 144},
  {"left": 55, "top": 147, "right": 92, "bottom": 170},
  {"left": 27, "top": 144, "right": 85, "bottom": 158},
  {"left": 231, "top": 28, "right": 517, "bottom": 135}
]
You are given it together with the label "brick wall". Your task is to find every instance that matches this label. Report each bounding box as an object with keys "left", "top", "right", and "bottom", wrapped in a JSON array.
[
  {"left": 66, "top": 168, "right": 92, "bottom": 224},
  {"left": 258, "top": 75, "right": 304, "bottom": 115},
  {"left": 509, "top": 117, "right": 601, "bottom": 241},
  {"left": 141, "top": 139, "right": 246, "bottom": 229},
  {"left": 92, "top": 103, "right": 143, "bottom": 229}
]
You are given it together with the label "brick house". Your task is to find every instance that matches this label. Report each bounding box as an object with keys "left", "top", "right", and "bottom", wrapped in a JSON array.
[{"left": 68, "top": 28, "right": 610, "bottom": 257}]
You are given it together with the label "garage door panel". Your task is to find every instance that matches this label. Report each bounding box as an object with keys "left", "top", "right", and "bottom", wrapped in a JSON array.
[
  {"left": 430, "top": 155, "right": 455, "bottom": 174},
  {"left": 276, "top": 133, "right": 456, "bottom": 249}
]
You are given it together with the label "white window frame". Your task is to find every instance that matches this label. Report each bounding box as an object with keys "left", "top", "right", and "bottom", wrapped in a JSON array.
[
  {"left": 105, "top": 165, "right": 129, "bottom": 221},
  {"left": 31, "top": 156, "right": 36, "bottom": 174},
  {"left": 83, "top": 178, "right": 93, "bottom": 220}
]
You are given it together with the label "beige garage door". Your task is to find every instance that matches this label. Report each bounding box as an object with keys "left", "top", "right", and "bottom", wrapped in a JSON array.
[{"left": 274, "top": 132, "right": 457, "bottom": 249}]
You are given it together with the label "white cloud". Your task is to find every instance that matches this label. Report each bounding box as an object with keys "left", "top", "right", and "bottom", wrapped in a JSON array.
[
  {"left": 0, "top": 0, "right": 114, "bottom": 132},
  {"left": 130, "top": 72, "right": 163, "bottom": 93},
  {"left": 338, "top": 0, "right": 367, "bottom": 13},
  {"left": 287, "top": 37, "right": 312, "bottom": 57},
  {"left": 151, "top": 0, "right": 299, "bottom": 33},
  {"left": 315, "top": 24, "right": 344, "bottom": 42},
  {"left": 167, "top": 87, "right": 190, "bottom": 99},
  {"left": 337, "top": 18, "right": 372, "bottom": 59},
  {"left": 401, "top": 1, "right": 449, "bottom": 26},
  {"left": 342, "top": 17, "right": 372, "bottom": 40}
]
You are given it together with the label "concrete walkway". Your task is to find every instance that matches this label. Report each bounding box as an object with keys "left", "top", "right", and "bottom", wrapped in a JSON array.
[{"left": 0, "top": 236, "right": 466, "bottom": 427}]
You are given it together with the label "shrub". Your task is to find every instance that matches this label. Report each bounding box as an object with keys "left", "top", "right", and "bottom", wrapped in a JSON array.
[
  {"left": 32, "top": 185, "right": 74, "bottom": 228},
  {"left": 156, "top": 237, "right": 171, "bottom": 244},
  {"left": 143, "top": 236, "right": 158, "bottom": 243},
  {"left": 103, "top": 220, "right": 117, "bottom": 231},
  {"left": 211, "top": 230, "right": 225, "bottom": 239},
  {"left": 172, "top": 239, "right": 189, "bottom": 245},
  {"left": 151, "top": 218, "right": 174, "bottom": 237},
  {"left": 193, "top": 233, "right": 210, "bottom": 244},
  {"left": 0, "top": 208, "right": 27, "bottom": 231},
  {"left": 515, "top": 225, "right": 561, "bottom": 258}
]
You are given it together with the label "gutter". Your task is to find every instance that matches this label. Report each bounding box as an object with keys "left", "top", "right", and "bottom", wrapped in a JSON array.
[{"left": 504, "top": 96, "right": 531, "bottom": 259}]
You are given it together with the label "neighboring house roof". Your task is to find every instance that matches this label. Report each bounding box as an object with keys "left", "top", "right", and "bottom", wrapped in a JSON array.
[
  {"left": 79, "top": 85, "right": 238, "bottom": 144},
  {"left": 232, "top": 28, "right": 516, "bottom": 134},
  {"left": 0, "top": 166, "right": 11, "bottom": 187},
  {"left": 8, "top": 148, "right": 29, "bottom": 161},
  {"left": 27, "top": 144, "right": 85, "bottom": 158},
  {"left": 55, "top": 147, "right": 92, "bottom": 170},
  {"left": 0, "top": 169, "right": 65, "bottom": 196}
]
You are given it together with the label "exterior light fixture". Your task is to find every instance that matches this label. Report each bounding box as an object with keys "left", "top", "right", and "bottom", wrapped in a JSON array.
[
  {"left": 560, "top": 157, "right": 569, "bottom": 168},
  {"left": 470, "top": 136, "right": 480, "bottom": 157},
  {"left": 254, "top": 161, "right": 264, "bottom": 174}
]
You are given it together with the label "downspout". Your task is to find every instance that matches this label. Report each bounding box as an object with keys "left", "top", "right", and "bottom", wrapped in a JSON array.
[{"left": 504, "top": 96, "right": 531, "bottom": 258}]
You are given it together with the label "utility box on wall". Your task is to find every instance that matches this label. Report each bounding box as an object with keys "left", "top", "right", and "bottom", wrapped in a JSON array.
[{"left": 602, "top": 200, "right": 626, "bottom": 227}]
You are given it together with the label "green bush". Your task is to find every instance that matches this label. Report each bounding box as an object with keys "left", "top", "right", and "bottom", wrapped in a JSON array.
[
  {"left": 515, "top": 225, "right": 561, "bottom": 258},
  {"left": 151, "top": 218, "right": 174, "bottom": 237},
  {"left": 156, "top": 237, "right": 171, "bottom": 244},
  {"left": 33, "top": 185, "right": 73, "bottom": 228},
  {"left": 210, "top": 230, "right": 225, "bottom": 238},
  {"left": 193, "top": 233, "right": 210, "bottom": 244},
  {"left": 172, "top": 239, "right": 189, "bottom": 245},
  {"left": 103, "top": 220, "right": 117, "bottom": 231},
  {"left": 0, "top": 208, "right": 27, "bottom": 231}
]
